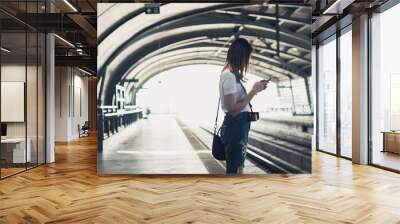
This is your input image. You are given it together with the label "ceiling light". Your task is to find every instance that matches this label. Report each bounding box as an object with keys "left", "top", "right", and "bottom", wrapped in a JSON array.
[
  {"left": 54, "top": 34, "right": 75, "bottom": 48},
  {"left": 1, "top": 47, "right": 11, "bottom": 53},
  {"left": 323, "top": 0, "right": 340, "bottom": 14},
  {"left": 78, "top": 67, "right": 92, "bottom": 76},
  {"left": 215, "top": 10, "right": 241, "bottom": 15},
  {"left": 63, "top": 0, "right": 78, "bottom": 12},
  {"left": 322, "top": 0, "right": 354, "bottom": 15}
]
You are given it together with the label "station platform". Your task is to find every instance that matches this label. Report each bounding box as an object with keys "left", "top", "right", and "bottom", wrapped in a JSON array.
[{"left": 98, "top": 114, "right": 267, "bottom": 174}]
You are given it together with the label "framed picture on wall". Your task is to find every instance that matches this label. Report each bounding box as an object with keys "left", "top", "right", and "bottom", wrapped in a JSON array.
[{"left": 1, "top": 81, "right": 25, "bottom": 123}]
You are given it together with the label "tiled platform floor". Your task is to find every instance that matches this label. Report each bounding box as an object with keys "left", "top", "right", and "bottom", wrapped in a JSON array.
[{"left": 98, "top": 114, "right": 266, "bottom": 174}]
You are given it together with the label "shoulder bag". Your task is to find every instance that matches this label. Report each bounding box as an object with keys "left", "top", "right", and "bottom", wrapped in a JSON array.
[{"left": 211, "top": 97, "right": 225, "bottom": 161}]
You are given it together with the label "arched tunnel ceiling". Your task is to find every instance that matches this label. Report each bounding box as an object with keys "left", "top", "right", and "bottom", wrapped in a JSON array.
[
  {"left": 128, "top": 57, "right": 276, "bottom": 97},
  {"left": 124, "top": 47, "right": 302, "bottom": 91},
  {"left": 98, "top": 3, "right": 311, "bottom": 105},
  {"left": 123, "top": 41, "right": 310, "bottom": 88}
]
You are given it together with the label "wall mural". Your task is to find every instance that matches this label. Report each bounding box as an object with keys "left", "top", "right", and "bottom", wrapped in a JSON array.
[{"left": 97, "top": 3, "right": 312, "bottom": 174}]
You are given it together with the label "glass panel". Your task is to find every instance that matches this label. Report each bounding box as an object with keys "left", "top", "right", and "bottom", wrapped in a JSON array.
[
  {"left": 1, "top": 30, "right": 27, "bottom": 177},
  {"left": 0, "top": 0, "right": 46, "bottom": 179},
  {"left": 27, "top": 31, "right": 38, "bottom": 169},
  {"left": 340, "top": 28, "right": 352, "bottom": 158},
  {"left": 318, "top": 36, "right": 337, "bottom": 154},
  {"left": 38, "top": 32, "right": 45, "bottom": 165},
  {"left": 25, "top": 0, "right": 38, "bottom": 169},
  {"left": 371, "top": 3, "right": 400, "bottom": 171}
]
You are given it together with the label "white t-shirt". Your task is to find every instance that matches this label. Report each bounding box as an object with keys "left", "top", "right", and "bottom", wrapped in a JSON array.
[{"left": 219, "top": 72, "right": 251, "bottom": 113}]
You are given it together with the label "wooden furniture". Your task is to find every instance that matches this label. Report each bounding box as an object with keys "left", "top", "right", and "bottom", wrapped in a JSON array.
[{"left": 382, "top": 131, "right": 400, "bottom": 154}]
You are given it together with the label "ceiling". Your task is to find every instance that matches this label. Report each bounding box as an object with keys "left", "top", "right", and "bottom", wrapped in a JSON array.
[
  {"left": 0, "top": 0, "right": 97, "bottom": 73},
  {"left": 1, "top": 0, "right": 389, "bottom": 105},
  {"left": 97, "top": 3, "right": 312, "bottom": 104}
]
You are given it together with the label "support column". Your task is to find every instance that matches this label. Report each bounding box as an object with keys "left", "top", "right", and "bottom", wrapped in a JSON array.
[
  {"left": 46, "top": 33, "right": 55, "bottom": 163},
  {"left": 311, "top": 45, "right": 317, "bottom": 151},
  {"left": 352, "top": 14, "right": 369, "bottom": 164},
  {"left": 45, "top": 1, "right": 55, "bottom": 163}
]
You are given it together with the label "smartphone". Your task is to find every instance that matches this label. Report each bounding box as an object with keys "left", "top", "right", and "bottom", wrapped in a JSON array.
[{"left": 263, "top": 77, "right": 272, "bottom": 82}]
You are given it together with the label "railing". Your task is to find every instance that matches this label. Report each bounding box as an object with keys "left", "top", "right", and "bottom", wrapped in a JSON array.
[
  {"left": 97, "top": 105, "right": 143, "bottom": 151},
  {"left": 264, "top": 104, "right": 313, "bottom": 116}
]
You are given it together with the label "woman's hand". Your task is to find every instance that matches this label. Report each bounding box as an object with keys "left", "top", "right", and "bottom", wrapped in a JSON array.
[
  {"left": 251, "top": 80, "right": 268, "bottom": 94},
  {"left": 225, "top": 80, "right": 269, "bottom": 116}
]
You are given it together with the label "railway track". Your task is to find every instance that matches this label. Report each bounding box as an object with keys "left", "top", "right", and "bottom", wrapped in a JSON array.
[{"left": 197, "top": 126, "right": 311, "bottom": 174}]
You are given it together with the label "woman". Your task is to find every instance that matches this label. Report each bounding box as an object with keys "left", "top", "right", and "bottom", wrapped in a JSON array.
[{"left": 219, "top": 38, "right": 268, "bottom": 174}]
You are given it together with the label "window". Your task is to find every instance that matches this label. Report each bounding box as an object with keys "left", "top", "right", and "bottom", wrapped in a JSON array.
[
  {"left": 339, "top": 27, "right": 352, "bottom": 158},
  {"left": 370, "top": 2, "right": 400, "bottom": 171},
  {"left": 317, "top": 35, "right": 337, "bottom": 154}
]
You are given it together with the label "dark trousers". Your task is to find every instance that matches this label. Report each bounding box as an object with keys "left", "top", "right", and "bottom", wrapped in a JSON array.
[{"left": 220, "top": 112, "right": 251, "bottom": 174}]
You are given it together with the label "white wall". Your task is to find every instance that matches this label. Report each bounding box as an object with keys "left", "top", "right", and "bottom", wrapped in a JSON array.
[
  {"left": 71, "top": 72, "right": 89, "bottom": 138},
  {"left": 1, "top": 65, "right": 26, "bottom": 138},
  {"left": 1, "top": 62, "right": 47, "bottom": 164},
  {"left": 55, "top": 66, "right": 89, "bottom": 141},
  {"left": 1, "top": 64, "right": 41, "bottom": 137},
  {"left": 55, "top": 66, "right": 68, "bottom": 141}
]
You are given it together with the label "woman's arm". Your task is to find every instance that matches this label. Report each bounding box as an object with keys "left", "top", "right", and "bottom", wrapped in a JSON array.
[
  {"left": 224, "top": 80, "right": 268, "bottom": 116},
  {"left": 224, "top": 91, "right": 255, "bottom": 116}
]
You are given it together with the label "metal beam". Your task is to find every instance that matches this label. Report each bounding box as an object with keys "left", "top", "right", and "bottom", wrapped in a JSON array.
[
  {"left": 99, "top": 23, "right": 311, "bottom": 105},
  {"left": 130, "top": 52, "right": 291, "bottom": 84},
  {"left": 118, "top": 38, "right": 306, "bottom": 82},
  {"left": 98, "top": 3, "right": 312, "bottom": 105},
  {"left": 55, "top": 56, "right": 96, "bottom": 71},
  {"left": 216, "top": 9, "right": 310, "bottom": 26},
  {"left": 276, "top": 3, "right": 280, "bottom": 57},
  {"left": 67, "top": 13, "right": 97, "bottom": 46},
  {"left": 98, "top": 3, "right": 311, "bottom": 74},
  {"left": 129, "top": 58, "right": 272, "bottom": 95},
  {"left": 153, "top": 43, "right": 308, "bottom": 76}
]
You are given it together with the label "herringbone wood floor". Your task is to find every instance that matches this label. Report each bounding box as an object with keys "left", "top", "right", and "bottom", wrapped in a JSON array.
[{"left": 0, "top": 135, "right": 400, "bottom": 224}]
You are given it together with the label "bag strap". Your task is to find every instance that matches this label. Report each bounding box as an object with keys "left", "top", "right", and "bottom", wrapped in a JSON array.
[
  {"left": 213, "top": 97, "right": 221, "bottom": 135},
  {"left": 238, "top": 81, "right": 254, "bottom": 112},
  {"left": 213, "top": 78, "right": 253, "bottom": 135}
]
